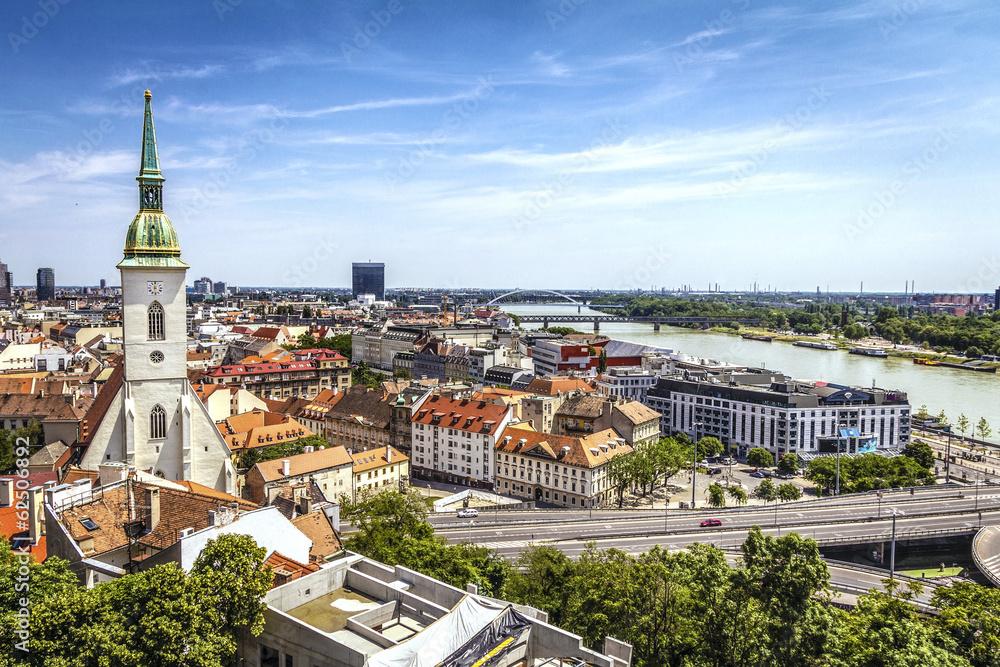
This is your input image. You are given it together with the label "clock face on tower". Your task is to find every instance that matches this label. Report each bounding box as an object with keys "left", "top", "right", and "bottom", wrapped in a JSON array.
[{"left": 147, "top": 281, "right": 163, "bottom": 295}]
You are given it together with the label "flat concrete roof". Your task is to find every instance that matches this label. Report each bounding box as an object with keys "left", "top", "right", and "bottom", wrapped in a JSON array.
[{"left": 286, "top": 587, "right": 381, "bottom": 634}]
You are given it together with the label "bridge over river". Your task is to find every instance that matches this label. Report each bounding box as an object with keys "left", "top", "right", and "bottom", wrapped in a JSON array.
[{"left": 516, "top": 313, "right": 761, "bottom": 332}]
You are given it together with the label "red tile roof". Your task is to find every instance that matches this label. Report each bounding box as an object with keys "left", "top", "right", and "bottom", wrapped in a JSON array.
[{"left": 411, "top": 394, "right": 509, "bottom": 435}]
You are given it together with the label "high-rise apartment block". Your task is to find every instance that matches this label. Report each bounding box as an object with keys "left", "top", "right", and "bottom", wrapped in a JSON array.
[{"left": 352, "top": 262, "right": 385, "bottom": 300}]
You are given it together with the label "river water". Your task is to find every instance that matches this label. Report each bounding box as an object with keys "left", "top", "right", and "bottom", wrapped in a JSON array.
[{"left": 506, "top": 304, "right": 1000, "bottom": 433}]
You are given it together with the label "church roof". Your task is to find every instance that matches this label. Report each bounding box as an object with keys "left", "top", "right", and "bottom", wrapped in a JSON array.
[{"left": 118, "top": 91, "right": 187, "bottom": 269}]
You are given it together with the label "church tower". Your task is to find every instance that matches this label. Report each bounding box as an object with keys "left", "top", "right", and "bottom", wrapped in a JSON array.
[{"left": 80, "top": 92, "right": 234, "bottom": 493}]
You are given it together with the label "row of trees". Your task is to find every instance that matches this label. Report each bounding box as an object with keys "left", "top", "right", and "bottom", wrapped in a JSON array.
[
  {"left": 0, "top": 534, "right": 273, "bottom": 666},
  {"left": 874, "top": 307, "right": 1000, "bottom": 355},
  {"left": 239, "top": 434, "right": 328, "bottom": 468},
  {"left": 343, "top": 490, "right": 1000, "bottom": 667},
  {"left": 805, "top": 451, "right": 936, "bottom": 494},
  {"left": 284, "top": 332, "right": 353, "bottom": 359}
]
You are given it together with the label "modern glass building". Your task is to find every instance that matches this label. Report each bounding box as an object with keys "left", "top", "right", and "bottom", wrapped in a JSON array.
[
  {"left": 36, "top": 267, "right": 55, "bottom": 301},
  {"left": 352, "top": 262, "right": 385, "bottom": 300}
]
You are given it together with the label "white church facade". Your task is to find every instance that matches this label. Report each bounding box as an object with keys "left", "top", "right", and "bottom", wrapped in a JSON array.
[{"left": 79, "top": 91, "right": 235, "bottom": 494}]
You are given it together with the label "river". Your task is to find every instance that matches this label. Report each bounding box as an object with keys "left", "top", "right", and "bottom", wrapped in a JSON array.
[{"left": 505, "top": 304, "right": 1000, "bottom": 433}]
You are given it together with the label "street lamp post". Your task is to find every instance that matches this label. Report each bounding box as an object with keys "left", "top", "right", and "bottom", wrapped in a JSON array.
[
  {"left": 692, "top": 423, "right": 703, "bottom": 509},
  {"left": 975, "top": 472, "right": 981, "bottom": 511},
  {"left": 889, "top": 509, "right": 903, "bottom": 582},
  {"left": 836, "top": 421, "right": 847, "bottom": 496},
  {"left": 945, "top": 426, "right": 953, "bottom": 484}
]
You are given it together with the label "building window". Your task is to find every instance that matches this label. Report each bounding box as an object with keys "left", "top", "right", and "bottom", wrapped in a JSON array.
[
  {"left": 147, "top": 301, "right": 165, "bottom": 340},
  {"left": 150, "top": 404, "right": 167, "bottom": 439}
]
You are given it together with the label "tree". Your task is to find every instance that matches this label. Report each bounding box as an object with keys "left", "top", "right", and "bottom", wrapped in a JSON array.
[
  {"left": 748, "top": 447, "right": 774, "bottom": 469},
  {"left": 507, "top": 546, "right": 577, "bottom": 627},
  {"left": 302, "top": 305, "right": 313, "bottom": 319},
  {"left": 777, "top": 483, "right": 801, "bottom": 502},
  {"left": 915, "top": 404, "right": 931, "bottom": 422},
  {"left": 777, "top": 452, "right": 799, "bottom": 475},
  {"left": 831, "top": 580, "right": 968, "bottom": 667},
  {"left": 727, "top": 485, "right": 748, "bottom": 506},
  {"left": 932, "top": 582, "right": 1000, "bottom": 667},
  {"left": 938, "top": 409, "right": 949, "bottom": 427},
  {"left": 966, "top": 346, "right": 984, "bottom": 359},
  {"left": 597, "top": 349, "right": 608, "bottom": 373},
  {"left": 509, "top": 313, "right": 521, "bottom": 328},
  {"left": 707, "top": 483, "right": 726, "bottom": 508},
  {"left": 755, "top": 478, "right": 777, "bottom": 503},
  {"left": 976, "top": 417, "right": 992, "bottom": 443},
  {"left": 903, "top": 441, "right": 935, "bottom": 470},
  {"left": 958, "top": 413, "right": 971, "bottom": 441},
  {"left": 697, "top": 436, "right": 724, "bottom": 459},
  {"left": 342, "top": 489, "right": 435, "bottom": 562},
  {"left": 191, "top": 533, "right": 274, "bottom": 640}
]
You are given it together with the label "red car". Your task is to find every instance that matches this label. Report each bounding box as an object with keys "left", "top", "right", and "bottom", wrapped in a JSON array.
[{"left": 700, "top": 518, "right": 722, "bottom": 527}]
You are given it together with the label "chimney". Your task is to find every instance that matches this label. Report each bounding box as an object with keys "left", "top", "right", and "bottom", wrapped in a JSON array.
[
  {"left": 386, "top": 444, "right": 391, "bottom": 463},
  {"left": 145, "top": 487, "right": 160, "bottom": 531},
  {"left": 281, "top": 459, "right": 291, "bottom": 477},
  {"left": 28, "top": 486, "right": 44, "bottom": 543},
  {"left": 0, "top": 479, "right": 13, "bottom": 507},
  {"left": 324, "top": 503, "right": 341, "bottom": 532},
  {"left": 208, "top": 510, "right": 216, "bottom": 526},
  {"left": 300, "top": 496, "right": 312, "bottom": 515}
]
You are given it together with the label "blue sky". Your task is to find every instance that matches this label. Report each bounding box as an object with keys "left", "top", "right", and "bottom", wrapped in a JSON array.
[{"left": 1, "top": 1, "right": 998, "bottom": 292}]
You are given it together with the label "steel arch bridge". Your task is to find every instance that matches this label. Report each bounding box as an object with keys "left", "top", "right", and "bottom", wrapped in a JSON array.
[{"left": 487, "top": 289, "right": 581, "bottom": 305}]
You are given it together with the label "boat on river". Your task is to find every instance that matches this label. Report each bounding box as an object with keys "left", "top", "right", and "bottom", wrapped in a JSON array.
[
  {"left": 849, "top": 347, "right": 889, "bottom": 358},
  {"left": 741, "top": 334, "right": 773, "bottom": 342},
  {"left": 793, "top": 340, "right": 837, "bottom": 351}
]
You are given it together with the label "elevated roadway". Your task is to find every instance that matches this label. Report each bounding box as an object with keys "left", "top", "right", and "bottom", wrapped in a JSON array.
[{"left": 973, "top": 525, "right": 1000, "bottom": 586}]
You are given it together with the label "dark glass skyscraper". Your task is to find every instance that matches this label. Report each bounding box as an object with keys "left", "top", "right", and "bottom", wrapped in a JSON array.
[
  {"left": 36, "top": 267, "right": 55, "bottom": 301},
  {"left": 0, "top": 260, "right": 10, "bottom": 303},
  {"left": 352, "top": 262, "right": 385, "bottom": 300}
]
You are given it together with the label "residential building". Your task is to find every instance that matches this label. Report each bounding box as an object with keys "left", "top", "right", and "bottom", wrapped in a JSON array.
[
  {"left": 0, "top": 392, "right": 92, "bottom": 448},
  {"left": 351, "top": 324, "right": 421, "bottom": 371},
  {"left": 410, "top": 394, "right": 512, "bottom": 488},
  {"left": 36, "top": 268, "right": 55, "bottom": 301},
  {"left": 552, "top": 393, "right": 611, "bottom": 436},
  {"left": 201, "top": 349, "right": 350, "bottom": 400},
  {"left": 77, "top": 93, "right": 236, "bottom": 493},
  {"left": 320, "top": 385, "right": 392, "bottom": 452},
  {"left": 610, "top": 400, "right": 661, "bottom": 449},
  {"left": 644, "top": 371, "right": 911, "bottom": 459},
  {"left": 350, "top": 445, "right": 409, "bottom": 500},
  {"left": 44, "top": 475, "right": 264, "bottom": 585},
  {"left": 595, "top": 366, "right": 658, "bottom": 402},
  {"left": 194, "top": 383, "right": 268, "bottom": 421},
  {"left": 493, "top": 427, "right": 633, "bottom": 508},
  {"left": 216, "top": 410, "right": 313, "bottom": 473},
  {"left": 246, "top": 445, "right": 354, "bottom": 504},
  {"left": 387, "top": 385, "right": 433, "bottom": 456},
  {"left": 352, "top": 262, "right": 385, "bottom": 300},
  {"left": 483, "top": 364, "right": 532, "bottom": 387}
]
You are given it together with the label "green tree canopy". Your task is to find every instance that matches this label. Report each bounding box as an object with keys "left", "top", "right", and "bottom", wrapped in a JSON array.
[
  {"left": 777, "top": 452, "right": 799, "bottom": 475},
  {"left": 748, "top": 447, "right": 774, "bottom": 468}
]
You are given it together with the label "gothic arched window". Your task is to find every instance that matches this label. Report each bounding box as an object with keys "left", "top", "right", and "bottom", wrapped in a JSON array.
[
  {"left": 148, "top": 302, "right": 165, "bottom": 341},
  {"left": 150, "top": 404, "right": 167, "bottom": 439}
]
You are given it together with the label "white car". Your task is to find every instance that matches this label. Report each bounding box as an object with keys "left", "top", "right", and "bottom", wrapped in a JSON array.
[{"left": 457, "top": 508, "right": 479, "bottom": 518}]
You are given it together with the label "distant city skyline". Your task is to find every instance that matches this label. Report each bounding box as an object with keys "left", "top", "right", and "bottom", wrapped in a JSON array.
[{"left": 2, "top": 2, "right": 999, "bottom": 291}]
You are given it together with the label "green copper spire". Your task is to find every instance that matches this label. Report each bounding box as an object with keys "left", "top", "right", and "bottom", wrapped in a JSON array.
[{"left": 119, "top": 91, "right": 188, "bottom": 269}]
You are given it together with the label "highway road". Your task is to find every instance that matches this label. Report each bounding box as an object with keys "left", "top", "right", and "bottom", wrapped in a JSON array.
[{"left": 432, "top": 487, "right": 1000, "bottom": 547}]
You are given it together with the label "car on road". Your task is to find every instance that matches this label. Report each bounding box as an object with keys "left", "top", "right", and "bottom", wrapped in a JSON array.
[
  {"left": 718, "top": 457, "right": 735, "bottom": 466},
  {"left": 456, "top": 508, "right": 479, "bottom": 518},
  {"left": 774, "top": 472, "right": 796, "bottom": 480},
  {"left": 700, "top": 518, "right": 723, "bottom": 527},
  {"left": 707, "top": 467, "right": 723, "bottom": 475},
  {"left": 749, "top": 471, "right": 767, "bottom": 478}
]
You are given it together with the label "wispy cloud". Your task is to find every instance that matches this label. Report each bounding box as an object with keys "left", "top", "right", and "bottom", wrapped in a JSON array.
[{"left": 108, "top": 63, "right": 226, "bottom": 88}]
